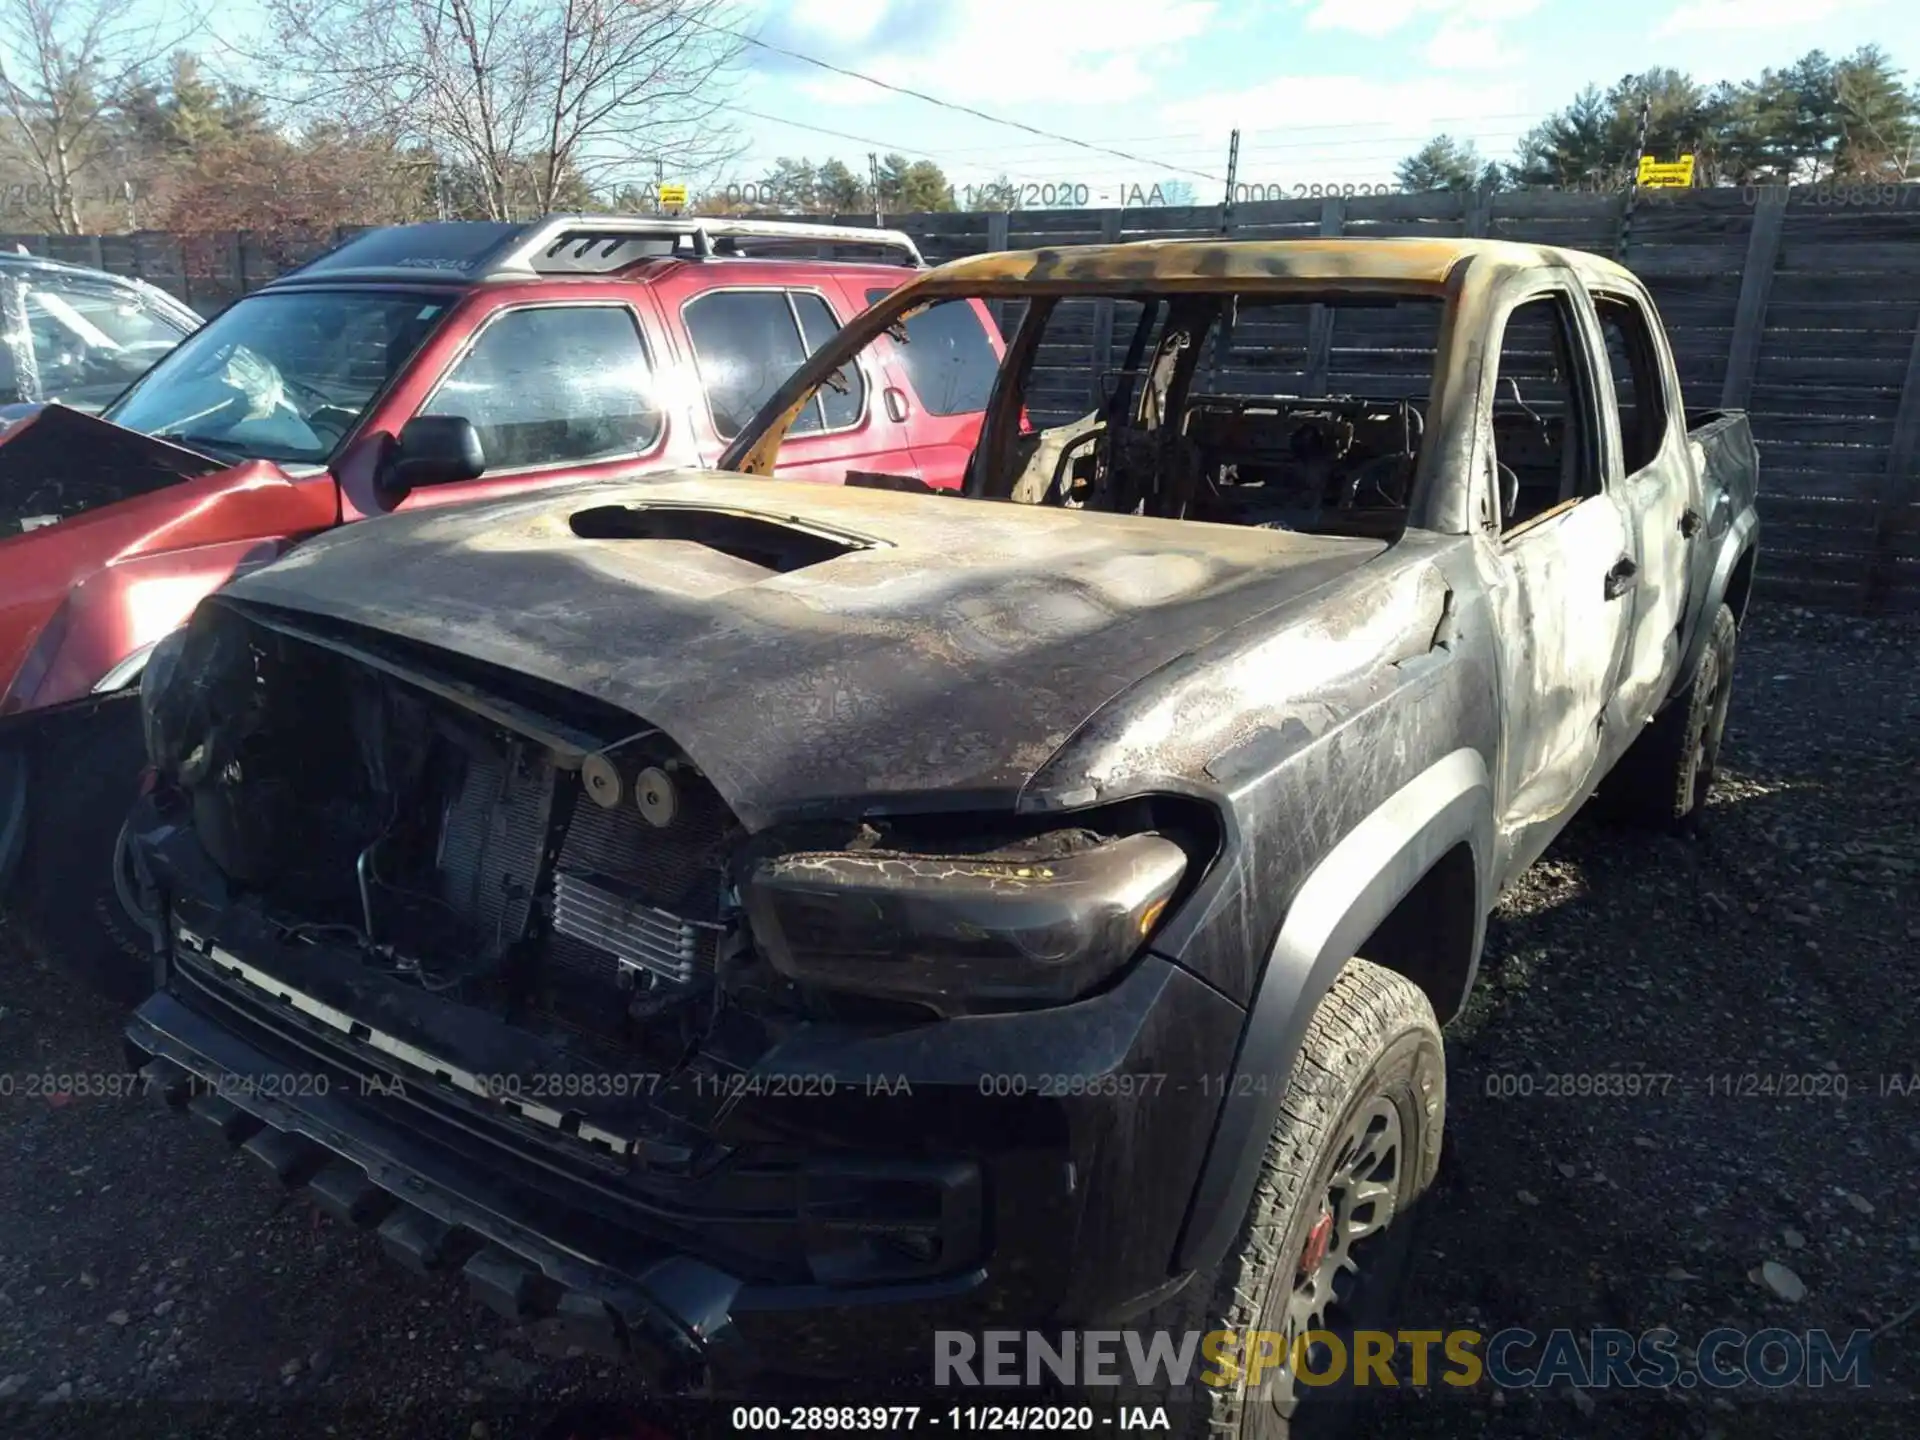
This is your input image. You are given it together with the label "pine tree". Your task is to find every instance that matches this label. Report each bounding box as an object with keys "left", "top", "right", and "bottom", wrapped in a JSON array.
[{"left": 1395, "top": 135, "right": 1488, "bottom": 192}]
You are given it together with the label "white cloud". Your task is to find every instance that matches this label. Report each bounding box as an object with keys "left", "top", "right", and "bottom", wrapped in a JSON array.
[
  {"left": 1654, "top": 0, "right": 1882, "bottom": 36},
  {"left": 1292, "top": 0, "right": 1539, "bottom": 37},
  {"left": 1425, "top": 19, "right": 1519, "bottom": 70},
  {"left": 777, "top": 0, "right": 896, "bottom": 46},
  {"left": 776, "top": 0, "right": 1219, "bottom": 109}
]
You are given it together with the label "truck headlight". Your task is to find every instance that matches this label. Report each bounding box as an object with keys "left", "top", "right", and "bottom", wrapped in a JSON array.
[{"left": 740, "top": 829, "right": 1187, "bottom": 1015}]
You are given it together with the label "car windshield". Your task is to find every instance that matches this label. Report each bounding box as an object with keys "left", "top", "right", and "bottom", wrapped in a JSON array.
[
  {"left": 105, "top": 289, "right": 453, "bottom": 466},
  {"left": 22, "top": 283, "right": 195, "bottom": 413}
]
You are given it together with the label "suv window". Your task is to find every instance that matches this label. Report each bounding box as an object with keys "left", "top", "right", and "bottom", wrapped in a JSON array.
[
  {"left": 423, "top": 305, "right": 661, "bottom": 470},
  {"left": 791, "top": 292, "right": 864, "bottom": 429},
  {"left": 1492, "top": 294, "right": 1600, "bottom": 533},
  {"left": 865, "top": 290, "right": 997, "bottom": 415},
  {"left": 683, "top": 289, "right": 863, "bottom": 440},
  {"left": 1593, "top": 293, "right": 1668, "bottom": 476}
]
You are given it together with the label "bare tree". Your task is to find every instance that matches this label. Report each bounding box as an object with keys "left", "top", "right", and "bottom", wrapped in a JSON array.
[
  {"left": 0, "top": 0, "right": 204, "bottom": 232},
  {"left": 244, "top": 0, "right": 749, "bottom": 220}
]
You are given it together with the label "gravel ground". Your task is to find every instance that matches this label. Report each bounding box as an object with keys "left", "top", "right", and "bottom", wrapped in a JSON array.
[{"left": 1, "top": 602, "right": 1916, "bottom": 1439}]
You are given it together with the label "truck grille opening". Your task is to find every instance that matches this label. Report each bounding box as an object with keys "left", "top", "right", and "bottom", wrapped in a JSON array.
[{"left": 162, "top": 619, "right": 745, "bottom": 1066}]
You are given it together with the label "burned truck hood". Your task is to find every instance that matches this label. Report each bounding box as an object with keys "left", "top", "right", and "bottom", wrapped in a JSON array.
[{"left": 216, "top": 473, "right": 1388, "bottom": 829}]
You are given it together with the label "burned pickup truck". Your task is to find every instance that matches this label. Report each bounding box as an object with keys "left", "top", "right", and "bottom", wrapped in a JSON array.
[{"left": 122, "top": 238, "right": 1757, "bottom": 1428}]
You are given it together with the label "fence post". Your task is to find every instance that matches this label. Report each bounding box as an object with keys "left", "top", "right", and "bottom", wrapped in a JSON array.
[
  {"left": 987, "top": 209, "right": 1010, "bottom": 338},
  {"left": 1719, "top": 193, "right": 1786, "bottom": 411},
  {"left": 1464, "top": 186, "right": 1491, "bottom": 239},
  {"left": 1087, "top": 207, "right": 1124, "bottom": 411},
  {"left": 1305, "top": 195, "right": 1348, "bottom": 396},
  {"left": 86, "top": 234, "right": 104, "bottom": 269},
  {"left": 1861, "top": 308, "right": 1920, "bottom": 613}
]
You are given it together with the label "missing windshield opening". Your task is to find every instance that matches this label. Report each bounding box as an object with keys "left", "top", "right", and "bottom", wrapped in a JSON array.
[{"left": 568, "top": 503, "right": 871, "bottom": 573}]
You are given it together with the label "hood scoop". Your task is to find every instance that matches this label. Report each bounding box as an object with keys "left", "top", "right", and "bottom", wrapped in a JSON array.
[{"left": 567, "top": 501, "right": 881, "bottom": 576}]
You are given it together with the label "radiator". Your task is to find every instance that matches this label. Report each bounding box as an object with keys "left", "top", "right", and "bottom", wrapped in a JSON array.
[{"left": 436, "top": 737, "right": 727, "bottom": 988}]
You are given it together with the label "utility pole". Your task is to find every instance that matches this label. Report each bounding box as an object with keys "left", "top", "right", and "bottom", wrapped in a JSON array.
[
  {"left": 655, "top": 157, "right": 666, "bottom": 213},
  {"left": 1222, "top": 128, "right": 1240, "bottom": 234},
  {"left": 1616, "top": 89, "right": 1654, "bottom": 262},
  {"left": 868, "top": 152, "right": 883, "bottom": 224}
]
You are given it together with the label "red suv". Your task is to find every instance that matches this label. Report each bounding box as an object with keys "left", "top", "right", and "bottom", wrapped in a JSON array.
[{"left": 0, "top": 215, "right": 1005, "bottom": 975}]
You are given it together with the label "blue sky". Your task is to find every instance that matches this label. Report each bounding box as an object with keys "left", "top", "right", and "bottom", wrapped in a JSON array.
[{"left": 711, "top": 0, "right": 1916, "bottom": 196}]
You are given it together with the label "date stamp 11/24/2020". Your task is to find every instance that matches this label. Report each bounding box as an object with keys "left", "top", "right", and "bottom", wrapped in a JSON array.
[
  {"left": 1481, "top": 1068, "right": 1919, "bottom": 1101},
  {"left": 6, "top": 1064, "right": 1914, "bottom": 1108},
  {"left": 957, "top": 181, "right": 1400, "bottom": 210}
]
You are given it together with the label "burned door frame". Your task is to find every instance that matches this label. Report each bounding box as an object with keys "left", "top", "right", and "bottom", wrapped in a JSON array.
[
  {"left": 1470, "top": 269, "right": 1637, "bottom": 848},
  {"left": 1587, "top": 284, "right": 1701, "bottom": 727}
]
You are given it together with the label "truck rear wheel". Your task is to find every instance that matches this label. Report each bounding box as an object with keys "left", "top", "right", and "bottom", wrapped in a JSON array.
[
  {"left": 1600, "top": 601, "right": 1738, "bottom": 832},
  {"left": 1156, "top": 958, "right": 1445, "bottom": 1439}
]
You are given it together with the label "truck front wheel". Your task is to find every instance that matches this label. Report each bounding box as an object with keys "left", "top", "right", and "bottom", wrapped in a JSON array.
[{"left": 1157, "top": 958, "right": 1446, "bottom": 1438}]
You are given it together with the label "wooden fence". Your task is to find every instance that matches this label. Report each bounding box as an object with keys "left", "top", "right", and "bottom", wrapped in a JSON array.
[{"left": 8, "top": 187, "right": 1919, "bottom": 614}]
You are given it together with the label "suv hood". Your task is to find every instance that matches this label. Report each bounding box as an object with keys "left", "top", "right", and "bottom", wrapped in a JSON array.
[
  {"left": 0, "top": 403, "right": 226, "bottom": 535},
  {"left": 218, "top": 472, "right": 1387, "bottom": 828}
]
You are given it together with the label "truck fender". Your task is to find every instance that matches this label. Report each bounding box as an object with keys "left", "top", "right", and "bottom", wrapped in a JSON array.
[
  {"left": 1172, "top": 746, "right": 1495, "bottom": 1274},
  {"left": 1673, "top": 505, "right": 1758, "bottom": 696}
]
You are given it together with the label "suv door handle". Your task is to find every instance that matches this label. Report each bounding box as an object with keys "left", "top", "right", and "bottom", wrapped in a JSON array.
[
  {"left": 1680, "top": 508, "right": 1703, "bottom": 537},
  {"left": 1604, "top": 556, "right": 1639, "bottom": 600},
  {"left": 883, "top": 386, "right": 910, "bottom": 423}
]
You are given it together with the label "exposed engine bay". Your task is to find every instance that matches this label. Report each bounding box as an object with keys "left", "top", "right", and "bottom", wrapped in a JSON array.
[
  {"left": 131, "top": 602, "right": 1200, "bottom": 1171},
  {"left": 161, "top": 642, "right": 721, "bottom": 1043}
]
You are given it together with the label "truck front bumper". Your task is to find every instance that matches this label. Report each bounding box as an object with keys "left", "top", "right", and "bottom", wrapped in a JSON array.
[{"left": 125, "top": 929, "right": 1243, "bottom": 1389}]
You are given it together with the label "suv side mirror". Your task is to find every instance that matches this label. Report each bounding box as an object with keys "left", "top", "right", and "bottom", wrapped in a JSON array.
[{"left": 375, "top": 415, "right": 485, "bottom": 507}]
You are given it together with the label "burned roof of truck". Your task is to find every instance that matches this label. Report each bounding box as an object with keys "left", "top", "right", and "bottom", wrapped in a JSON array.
[{"left": 886, "top": 235, "right": 1645, "bottom": 297}]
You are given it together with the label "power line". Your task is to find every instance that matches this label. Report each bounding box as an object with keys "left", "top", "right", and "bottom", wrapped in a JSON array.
[
  {"left": 693, "top": 18, "right": 1227, "bottom": 185},
  {"left": 874, "top": 131, "right": 1220, "bottom": 157},
  {"left": 1238, "top": 131, "right": 1532, "bottom": 155},
  {"left": 736, "top": 115, "right": 1544, "bottom": 164},
  {"left": 1237, "top": 112, "right": 1544, "bottom": 136},
  {"left": 732, "top": 107, "right": 962, "bottom": 159},
  {"left": 724, "top": 125, "right": 1541, "bottom": 181}
]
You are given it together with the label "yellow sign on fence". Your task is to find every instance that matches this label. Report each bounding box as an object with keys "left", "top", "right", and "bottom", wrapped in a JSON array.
[
  {"left": 658, "top": 183, "right": 688, "bottom": 208},
  {"left": 1637, "top": 156, "right": 1696, "bottom": 188}
]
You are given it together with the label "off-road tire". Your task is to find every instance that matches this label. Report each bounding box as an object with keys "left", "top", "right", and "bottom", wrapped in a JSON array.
[
  {"left": 1150, "top": 958, "right": 1445, "bottom": 1439},
  {"left": 1599, "top": 602, "right": 1738, "bottom": 832}
]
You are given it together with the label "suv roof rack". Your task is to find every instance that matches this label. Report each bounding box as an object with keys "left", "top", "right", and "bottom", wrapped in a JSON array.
[
  {"left": 268, "top": 215, "right": 927, "bottom": 288},
  {"left": 487, "top": 214, "right": 926, "bottom": 276}
]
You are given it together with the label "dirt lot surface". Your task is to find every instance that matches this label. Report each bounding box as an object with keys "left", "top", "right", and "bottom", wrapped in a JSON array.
[{"left": 1, "top": 603, "right": 1915, "bottom": 1439}]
